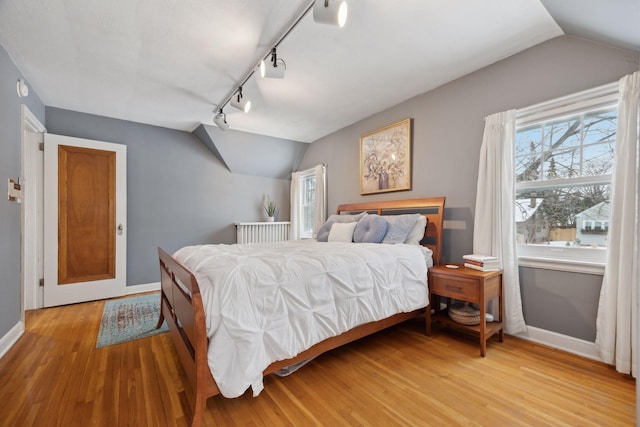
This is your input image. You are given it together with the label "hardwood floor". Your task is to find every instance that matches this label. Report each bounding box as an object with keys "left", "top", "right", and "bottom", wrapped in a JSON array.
[{"left": 0, "top": 297, "right": 635, "bottom": 426}]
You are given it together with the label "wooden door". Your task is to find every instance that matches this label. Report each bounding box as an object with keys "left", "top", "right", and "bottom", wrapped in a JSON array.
[{"left": 44, "top": 134, "right": 126, "bottom": 307}]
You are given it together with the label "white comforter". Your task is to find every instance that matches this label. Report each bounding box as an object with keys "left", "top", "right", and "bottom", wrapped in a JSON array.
[{"left": 173, "top": 240, "right": 430, "bottom": 398}]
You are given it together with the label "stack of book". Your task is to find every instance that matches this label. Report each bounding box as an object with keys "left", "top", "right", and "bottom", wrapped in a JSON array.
[{"left": 463, "top": 254, "right": 500, "bottom": 271}]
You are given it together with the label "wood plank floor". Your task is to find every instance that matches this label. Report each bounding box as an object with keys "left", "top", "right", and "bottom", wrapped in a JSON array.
[{"left": 0, "top": 296, "right": 635, "bottom": 426}]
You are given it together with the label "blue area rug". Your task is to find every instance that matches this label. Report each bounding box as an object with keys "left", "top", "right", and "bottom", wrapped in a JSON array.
[{"left": 96, "top": 293, "right": 168, "bottom": 348}]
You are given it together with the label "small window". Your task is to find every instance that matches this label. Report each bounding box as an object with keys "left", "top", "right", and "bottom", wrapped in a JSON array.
[{"left": 299, "top": 172, "right": 316, "bottom": 239}]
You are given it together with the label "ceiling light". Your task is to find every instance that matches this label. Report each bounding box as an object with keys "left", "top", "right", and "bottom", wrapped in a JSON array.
[
  {"left": 313, "top": 0, "right": 348, "bottom": 28},
  {"left": 260, "top": 48, "right": 286, "bottom": 79},
  {"left": 230, "top": 87, "right": 251, "bottom": 113},
  {"left": 213, "top": 109, "right": 229, "bottom": 131}
]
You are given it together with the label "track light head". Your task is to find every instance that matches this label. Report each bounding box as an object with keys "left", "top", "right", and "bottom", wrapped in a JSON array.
[
  {"left": 230, "top": 87, "right": 251, "bottom": 113},
  {"left": 213, "top": 109, "right": 229, "bottom": 131},
  {"left": 260, "top": 48, "right": 286, "bottom": 79},
  {"left": 313, "top": 0, "right": 347, "bottom": 28}
]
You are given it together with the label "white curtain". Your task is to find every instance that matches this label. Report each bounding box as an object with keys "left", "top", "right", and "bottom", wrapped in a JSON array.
[
  {"left": 473, "top": 110, "right": 527, "bottom": 335},
  {"left": 313, "top": 164, "right": 327, "bottom": 236},
  {"left": 595, "top": 71, "right": 640, "bottom": 376},
  {"left": 290, "top": 164, "right": 326, "bottom": 240},
  {"left": 290, "top": 170, "right": 302, "bottom": 240}
]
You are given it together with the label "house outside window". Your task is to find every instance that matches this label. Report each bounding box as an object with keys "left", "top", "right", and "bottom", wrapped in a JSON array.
[{"left": 515, "top": 84, "right": 618, "bottom": 272}]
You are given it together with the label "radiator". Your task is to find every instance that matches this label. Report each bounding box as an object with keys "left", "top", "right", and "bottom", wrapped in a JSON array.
[{"left": 235, "top": 221, "right": 291, "bottom": 244}]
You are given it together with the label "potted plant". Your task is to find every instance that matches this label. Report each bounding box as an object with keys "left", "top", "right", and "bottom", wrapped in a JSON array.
[{"left": 264, "top": 195, "right": 277, "bottom": 221}]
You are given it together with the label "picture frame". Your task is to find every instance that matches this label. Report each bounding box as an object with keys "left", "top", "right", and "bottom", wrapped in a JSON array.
[{"left": 360, "top": 118, "right": 412, "bottom": 195}]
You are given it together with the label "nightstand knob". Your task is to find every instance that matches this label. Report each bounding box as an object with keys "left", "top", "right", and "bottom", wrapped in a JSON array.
[{"left": 445, "top": 284, "right": 462, "bottom": 292}]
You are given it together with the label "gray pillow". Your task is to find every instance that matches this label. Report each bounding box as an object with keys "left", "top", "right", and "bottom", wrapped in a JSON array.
[
  {"left": 353, "top": 214, "right": 388, "bottom": 243},
  {"left": 316, "top": 212, "right": 368, "bottom": 242},
  {"left": 381, "top": 214, "right": 421, "bottom": 244},
  {"left": 404, "top": 215, "right": 428, "bottom": 245}
]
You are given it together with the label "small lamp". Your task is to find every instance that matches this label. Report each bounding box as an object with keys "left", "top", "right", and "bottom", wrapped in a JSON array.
[
  {"left": 313, "top": 0, "right": 348, "bottom": 28},
  {"left": 213, "top": 109, "right": 229, "bottom": 131},
  {"left": 230, "top": 87, "right": 251, "bottom": 113}
]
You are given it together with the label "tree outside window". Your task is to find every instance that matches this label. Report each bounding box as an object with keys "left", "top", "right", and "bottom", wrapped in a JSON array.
[{"left": 515, "top": 106, "right": 616, "bottom": 248}]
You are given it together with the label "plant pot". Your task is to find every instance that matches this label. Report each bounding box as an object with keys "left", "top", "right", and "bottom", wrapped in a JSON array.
[{"left": 267, "top": 216, "right": 275, "bottom": 222}]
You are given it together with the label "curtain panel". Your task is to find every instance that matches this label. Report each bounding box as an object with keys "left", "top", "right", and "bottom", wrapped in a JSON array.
[
  {"left": 473, "top": 110, "right": 527, "bottom": 335},
  {"left": 595, "top": 71, "right": 640, "bottom": 376}
]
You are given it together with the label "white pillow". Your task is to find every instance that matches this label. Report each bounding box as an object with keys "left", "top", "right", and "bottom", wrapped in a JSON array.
[
  {"left": 328, "top": 222, "right": 357, "bottom": 242},
  {"left": 404, "top": 215, "right": 428, "bottom": 245}
]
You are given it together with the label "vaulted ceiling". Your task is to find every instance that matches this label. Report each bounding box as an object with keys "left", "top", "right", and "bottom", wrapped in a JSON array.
[{"left": 0, "top": 0, "right": 637, "bottom": 143}]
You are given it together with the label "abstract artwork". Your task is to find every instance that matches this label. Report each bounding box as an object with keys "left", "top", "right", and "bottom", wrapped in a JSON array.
[{"left": 360, "top": 118, "right": 412, "bottom": 195}]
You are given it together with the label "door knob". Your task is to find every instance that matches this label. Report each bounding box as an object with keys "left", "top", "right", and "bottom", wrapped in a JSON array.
[{"left": 117, "top": 224, "right": 124, "bottom": 235}]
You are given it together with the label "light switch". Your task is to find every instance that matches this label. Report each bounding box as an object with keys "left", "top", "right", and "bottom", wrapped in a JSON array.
[{"left": 7, "top": 178, "right": 22, "bottom": 202}]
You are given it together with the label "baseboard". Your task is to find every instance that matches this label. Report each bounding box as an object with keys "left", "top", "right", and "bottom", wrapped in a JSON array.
[
  {"left": 126, "top": 282, "right": 160, "bottom": 295},
  {"left": 515, "top": 325, "right": 601, "bottom": 361},
  {"left": 0, "top": 321, "right": 25, "bottom": 360}
]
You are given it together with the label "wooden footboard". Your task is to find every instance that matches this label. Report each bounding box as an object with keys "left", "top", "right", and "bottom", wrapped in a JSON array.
[
  {"left": 159, "top": 247, "right": 424, "bottom": 426},
  {"left": 158, "top": 248, "right": 218, "bottom": 427},
  {"left": 157, "top": 196, "right": 446, "bottom": 427}
]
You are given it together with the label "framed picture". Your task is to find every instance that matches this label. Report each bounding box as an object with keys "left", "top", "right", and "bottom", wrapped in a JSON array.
[{"left": 360, "top": 118, "right": 412, "bottom": 195}]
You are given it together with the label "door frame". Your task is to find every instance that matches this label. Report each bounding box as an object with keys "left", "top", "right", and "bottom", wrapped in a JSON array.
[{"left": 20, "top": 105, "right": 46, "bottom": 315}]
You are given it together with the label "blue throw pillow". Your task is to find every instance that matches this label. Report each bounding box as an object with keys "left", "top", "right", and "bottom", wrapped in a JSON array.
[
  {"left": 381, "top": 214, "right": 421, "bottom": 244},
  {"left": 353, "top": 214, "right": 388, "bottom": 243}
]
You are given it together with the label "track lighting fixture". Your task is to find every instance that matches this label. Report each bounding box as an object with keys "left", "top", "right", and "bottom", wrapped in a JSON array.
[
  {"left": 230, "top": 87, "right": 251, "bottom": 113},
  {"left": 260, "top": 48, "right": 286, "bottom": 79},
  {"left": 213, "top": 109, "right": 229, "bottom": 131},
  {"left": 313, "top": 0, "right": 348, "bottom": 28},
  {"left": 211, "top": 0, "right": 349, "bottom": 130}
]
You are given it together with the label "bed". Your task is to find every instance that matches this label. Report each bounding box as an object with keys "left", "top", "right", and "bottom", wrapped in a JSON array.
[{"left": 156, "top": 197, "right": 445, "bottom": 427}]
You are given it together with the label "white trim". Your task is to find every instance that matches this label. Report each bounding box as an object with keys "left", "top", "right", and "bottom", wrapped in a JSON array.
[
  {"left": 0, "top": 321, "right": 25, "bottom": 360},
  {"left": 20, "top": 105, "right": 46, "bottom": 315},
  {"left": 516, "top": 81, "right": 619, "bottom": 125},
  {"left": 515, "top": 325, "right": 600, "bottom": 361},
  {"left": 125, "top": 282, "right": 161, "bottom": 295},
  {"left": 518, "top": 257, "right": 605, "bottom": 275}
]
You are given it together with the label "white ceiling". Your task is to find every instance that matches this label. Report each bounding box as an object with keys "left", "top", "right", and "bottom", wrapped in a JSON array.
[{"left": 0, "top": 1, "right": 637, "bottom": 143}]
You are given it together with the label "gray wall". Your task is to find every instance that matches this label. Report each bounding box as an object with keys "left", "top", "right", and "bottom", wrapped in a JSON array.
[
  {"left": 0, "top": 45, "right": 45, "bottom": 337},
  {"left": 194, "top": 124, "right": 308, "bottom": 179},
  {"left": 46, "top": 108, "right": 291, "bottom": 286},
  {"left": 520, "top": 268, "right": 602, "bottom": 341},
  {"left": 299, "top": 35, "right": 640, "bottom": 341}
]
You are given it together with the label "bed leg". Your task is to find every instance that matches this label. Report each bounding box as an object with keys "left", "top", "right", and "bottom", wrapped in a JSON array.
[
  {"left": 155, "top": 295, "right": 165, "bottom": 330},
  {"left": 190, "top": 390, "right": 206, "bottom": 427}
]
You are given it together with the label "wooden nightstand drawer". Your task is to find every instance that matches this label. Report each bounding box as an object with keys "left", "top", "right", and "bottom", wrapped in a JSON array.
[{"left": 429, "top": 275, "right": 479, "bottom": 301}]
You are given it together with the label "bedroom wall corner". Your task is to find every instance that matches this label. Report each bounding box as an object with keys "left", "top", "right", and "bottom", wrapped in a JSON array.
[
  {"left": 0, "top": 44, "right": 45, "bottom": 340},
  {"left": 45, "top": 108, "right": 291, "bottom": 287},
  {"left": 297, "top": 35, "right": 640, "bottom": 347}
]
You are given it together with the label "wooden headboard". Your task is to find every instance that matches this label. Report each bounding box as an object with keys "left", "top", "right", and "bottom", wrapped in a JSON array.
[{"left": 336, "top": 197, "right": 446, "bottom": 266}]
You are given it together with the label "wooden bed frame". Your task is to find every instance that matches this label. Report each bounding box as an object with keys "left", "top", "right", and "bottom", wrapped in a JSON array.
[{"left": 156, "top": 197, "right": 445, "bottom": 427}]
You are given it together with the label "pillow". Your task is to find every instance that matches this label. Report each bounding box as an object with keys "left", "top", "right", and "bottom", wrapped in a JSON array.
[
  {"left": 404, "top": 215, "right": 428, "bottom": 245},
  {"left": 353, "top": 214, "right": 388, "bottom": 243},
  {"left": 328, "top": 222, "right": 358, "bottom": 242},
  {"left": 381, "top": 214, "right": 421, "bottom": 244},
  {"left": 316, "top": 212, "right": 368, "bottom": 242}
]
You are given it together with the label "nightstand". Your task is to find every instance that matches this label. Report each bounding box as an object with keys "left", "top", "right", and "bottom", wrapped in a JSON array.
[{"left": 426, "top": 264, "right": 503, "bottom": 356}]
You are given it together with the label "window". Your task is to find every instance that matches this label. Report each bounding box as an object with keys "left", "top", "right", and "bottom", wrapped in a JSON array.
[
  {"left": 299, "top": 170, "right": 316, "bottom": 239},
  {"left": 515, "top": 85, "right": 618, "bottom": 272},
  {"left": 292, "top": 165, "right": 326, "bottom": 240}
]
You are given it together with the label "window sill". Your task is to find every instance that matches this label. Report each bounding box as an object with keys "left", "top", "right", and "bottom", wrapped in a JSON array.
[
  {"left": 517, "top": 244, "right": 605, "bottom": 275},
  {"left": 518, "top": 256, "right": 604, "bottom": 275}
]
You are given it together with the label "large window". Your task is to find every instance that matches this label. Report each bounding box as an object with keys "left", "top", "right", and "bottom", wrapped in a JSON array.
[{"left": 515, "top": 87, "right": 618, "bottom": 270}]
